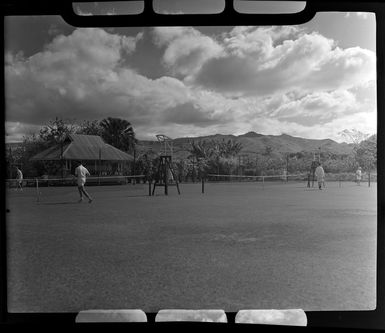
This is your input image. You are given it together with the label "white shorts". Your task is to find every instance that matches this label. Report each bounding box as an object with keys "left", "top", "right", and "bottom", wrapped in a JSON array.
[{"left": 77, "top": 179, "right": 86, "bottom": 187}]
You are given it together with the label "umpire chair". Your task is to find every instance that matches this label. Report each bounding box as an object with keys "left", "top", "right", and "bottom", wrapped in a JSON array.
[{"left": 152, "top": 134, "right": 180, "bottom": 195}]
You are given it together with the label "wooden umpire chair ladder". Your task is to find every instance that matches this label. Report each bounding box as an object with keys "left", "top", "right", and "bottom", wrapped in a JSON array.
[
  {"left": 152, "top": 134, "right": 180, "bottom": 195},
  {"left": 307, "top": 152, "right": 320, "bottom": 188}
]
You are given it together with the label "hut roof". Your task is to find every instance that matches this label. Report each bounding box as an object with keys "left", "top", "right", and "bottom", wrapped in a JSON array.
[{"left": 30, "top": 134, "right": 133, "bottom": 161}]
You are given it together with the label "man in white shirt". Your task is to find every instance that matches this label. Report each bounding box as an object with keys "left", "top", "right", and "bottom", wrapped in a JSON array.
[
  {"left": 315, "top": 162, "right": 325, "bottom": 190},
  {"left": 15, "top": 166, "right": 23, "bottom": 191},
  {"left": 356, "top": 167, "right": 362, "bottom": 186},
  {"left": 74, "top": 161, "right": 93, "bottom": 203}
]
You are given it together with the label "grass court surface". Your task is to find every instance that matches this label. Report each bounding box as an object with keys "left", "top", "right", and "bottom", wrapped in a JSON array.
[{"left": 6, "top": 180, "right": 376, "bottom": 313}]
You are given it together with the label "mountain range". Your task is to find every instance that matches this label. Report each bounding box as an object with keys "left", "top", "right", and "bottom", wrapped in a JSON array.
[{"left": 136, "top": 132, "right": 353, "bottom": 159}]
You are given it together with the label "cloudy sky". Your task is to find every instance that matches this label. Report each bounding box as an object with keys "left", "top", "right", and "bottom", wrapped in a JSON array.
[{"left": 4, "top": 4, "right": 376, "bottom": 143}]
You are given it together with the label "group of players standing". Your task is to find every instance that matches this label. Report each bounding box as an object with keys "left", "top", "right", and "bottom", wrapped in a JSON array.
[
  {"left": 307, "top": 161, "right": 363, "bottom": 190},
  {"left": 12, "top": 162, "right": 93, "bottom": 203},
  {"left": 307, "top": 161, "right": 326, "bottom": 190}
]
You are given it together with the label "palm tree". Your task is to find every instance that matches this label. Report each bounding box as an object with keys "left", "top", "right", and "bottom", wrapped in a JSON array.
[
  {"left": 187, "top": 140, "right": 215, "bottom": 177},
  {"left": 99, "top": 117, "right": 137, "bottom": 176},
  {"left": 99, "top": 117, "right": 136, "bottom": 152},
  {"left": 218, "top": 139, "right": 243, "bottom": 158},
  {"left": 188, "top": 140, "right": 213, "bottom": 160}
]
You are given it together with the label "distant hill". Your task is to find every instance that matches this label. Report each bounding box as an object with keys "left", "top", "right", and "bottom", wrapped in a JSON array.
[{"left": 136, "top": 131, "right": 353, "bottom": 159}]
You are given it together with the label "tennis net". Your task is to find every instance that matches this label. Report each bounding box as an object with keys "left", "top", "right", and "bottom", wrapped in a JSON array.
[
  {"left": 6, "top": 175, "right": 147, "bottom": 187},
  {"left": 206, "top": 173, "right": 307, "bottom": 185},
  {"left": 206, "top": 172, "right": 377, "bottom": 186},
  {"left": 6, "top": 175, "right": 148, "bottom": 202}
]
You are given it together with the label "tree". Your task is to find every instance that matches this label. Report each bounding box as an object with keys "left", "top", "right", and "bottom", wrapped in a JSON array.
[
  {"left": 259, "top": 146, "right": 274, "bottom": 174},
  {"left": 136, "top": 150, "right": 158, "bottom": 182},
  {"left": 38, "top": 117, "right": 77, "bottom": 145},
  {"left": 187, "top": 139, "right": 243, "bottom": 176},
  {"left": 77, "top": 120, "right": 103, "bottom": 136},
  {"left": 187, "top": 140, "right": 214, "bottom": 178},
  {"left": 339, "top": 129, "right": 370, "bottom": 145},
  {"left": 6, "top": 140, "right": 34, "bottom": 178},
  {"left": 188, "top": 140, "right": 215, "bottom": 160},
  {"left": 18, "top": 134, "right": 48, "bottom": 177},
  {"left": 37, "top": 117, "right": 78, "bottom": 178},
  {"left": 99, "top": 117, "right": 136, "bottom": 153},
  {"left": 339, "top": 129, "right": 376, "bottom": 172},
  {"left": 217, "top": 139, "right": 243, "bottom": 158},
  {"left": 18, "top": 117, "right": 77, "bottom": 177},
  {"left": 355, "top": 134, "right": 377, "bottom": 172},
  {"left": 173, "top": 159, "right": 188, "bottom": 182}
]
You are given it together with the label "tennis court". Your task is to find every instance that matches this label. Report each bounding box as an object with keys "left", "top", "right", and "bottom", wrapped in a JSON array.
[{"left": 6, "top": 179, "right": 377, "bottom": 313}]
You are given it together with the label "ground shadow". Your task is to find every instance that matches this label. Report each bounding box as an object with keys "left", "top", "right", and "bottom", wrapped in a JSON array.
[
  {"left": 38, "top": 202, "right": 79, "bottom": 205},
  {"left": 124, "top": 194, "right": 152, "bottom": 198}
]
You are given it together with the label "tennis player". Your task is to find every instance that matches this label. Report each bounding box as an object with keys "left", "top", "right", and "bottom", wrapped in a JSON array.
[
  {"left": 74, "top": 161, "right": 93, "bottom": 203},
  {"left": 315, "top": 162, "right": 325, "bottom": 190},
  {"left": 15, "top": 166, "right": 23, "bottom": 191},
  {"left": 356, "top": 166, "right": 362, "bottom": 186}
]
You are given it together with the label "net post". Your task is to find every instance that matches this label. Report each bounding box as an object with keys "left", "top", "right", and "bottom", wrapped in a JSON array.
[
  {"left": 262, "top": 176, "right": 265, "bottom": 189},
  {"left": 35, "top": 178, "right": 40, "bottom": 202},
  {"left": 202, "top": 177, "right": 205, "bottom": 194},
  {"left": 368, "top": 172, "right": 371, "bottom": 187},
  {"left": 148, "top": 179, "right": 152, "bottom": 196}
]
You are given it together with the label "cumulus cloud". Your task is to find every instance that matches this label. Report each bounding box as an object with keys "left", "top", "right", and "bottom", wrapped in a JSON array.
[
  {"left": 223, "top": 26, "right": 301, "bottom": 58},
  {"left": 5, "top": 25, "right": 377, "bottom": 142},
  {"left": 6, "top": 27, "right": 228, "bottom": 140},
  {"left": 291, "top": 110, "right": 376, "bottom": 142},
  {"left": 5, "top": 28, "right": 181, "bottom": 126},
  {"left": 127, "top": 86, "right": 376, "bottom": 142},
  {"left": 191, "top": 26, "right": 375, "bottom": 97},
  {"left": 211, "top": 89, "right": 375, "bottom": 141},
  {"left": 151, "top": 26, "right": 375, "bottom": 99},
  {"left": 162, "top": 102, "right": 224, "bottom": 126},
  {"left": 242, "top": 110, "right": 376, "bottom": 142},
  {"left": 6, "top": 28, "right": 143, "bottom": 106},
  {"left": 269, "top": 90, "right": 358, "bottom": 124},
  {"left": 152, "top": 27, "right": 224, "bottom": 79}
]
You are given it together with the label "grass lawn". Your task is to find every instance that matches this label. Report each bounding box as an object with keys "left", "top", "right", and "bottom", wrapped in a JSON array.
[{"left": 6, "top": 180, "right": 377, "bottom": 313}]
